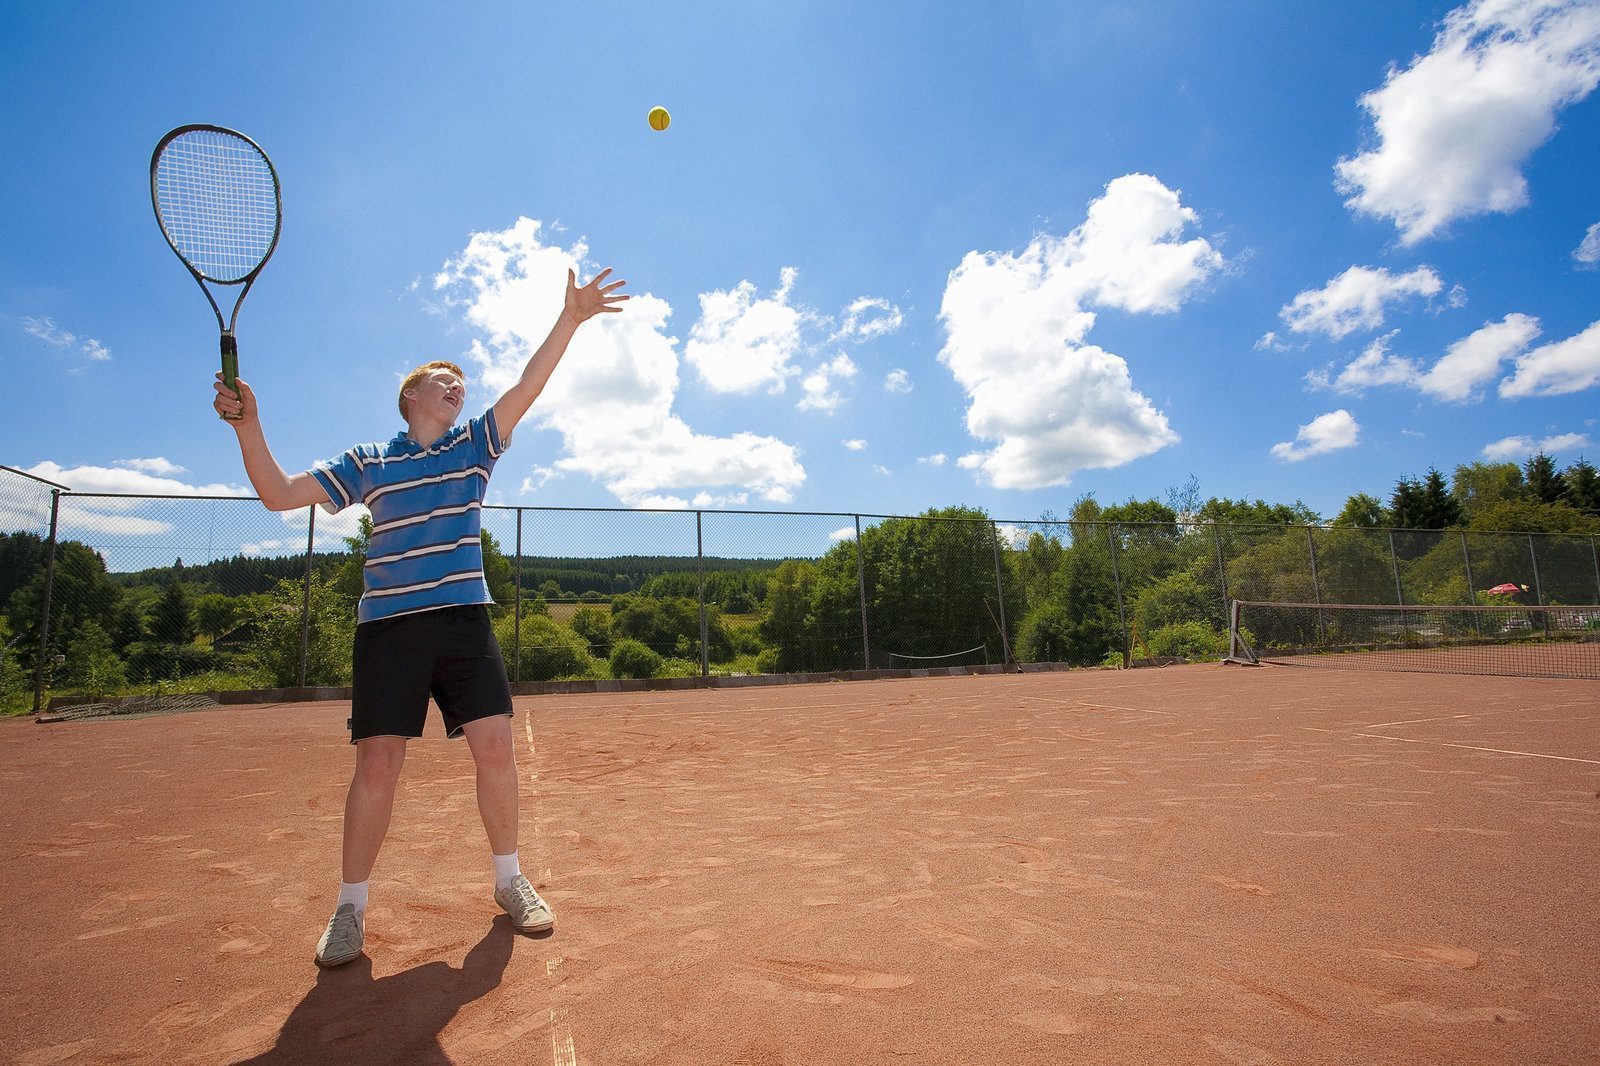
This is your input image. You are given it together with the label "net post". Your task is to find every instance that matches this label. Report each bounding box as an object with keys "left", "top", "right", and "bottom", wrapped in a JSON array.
[
  {"left": 1223, "top": 599, "right": 1258, "bottom": 666},
  {"left": 1106, "top": 523, "right": 1131, "bottom": 669},
  {"left": 297, "top": 504, "right": 315, "bottom": 687},
  {"left": 988, "top": 520, "right": 1013, "bottom": 667},
  {"left": 696, "top": 511, "right": 709, "bottom": 680},
  {"left": 513, "top": 508, "right": 523, "bottom": 684},
  {"left": 1306, "top": 526, "right": 1325, "bottom": 644},
  {"left": 854, "top": 515, "right": 871, "bottom": 669},
  {"left": 1387, "top": 530, "right": 1404, "bottom": 605},
  {"left": 1591, "top": 535, "right": 1599, "bottom": 603},
  {"left": 31, "top": 489, "right": 62, "bottom": 714},
  {"left": 1527, "top": 534, "right": 1544, "bottom": 607}
]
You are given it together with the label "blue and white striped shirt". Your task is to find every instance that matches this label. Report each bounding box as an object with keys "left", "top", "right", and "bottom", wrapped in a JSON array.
[{"left": 311, "top": 410, "right": 509, "bottom": 624}]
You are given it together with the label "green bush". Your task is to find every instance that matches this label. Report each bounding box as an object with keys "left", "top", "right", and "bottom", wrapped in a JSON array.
[
  {"left": 496, "top": 614, "right": 598, "bottom": 682},
  {"left": 609, "top": 638, "right": 662, "bottom": 679},
  {"left": 1144, "top": 621, "right": 1227, "bottom": 661}
]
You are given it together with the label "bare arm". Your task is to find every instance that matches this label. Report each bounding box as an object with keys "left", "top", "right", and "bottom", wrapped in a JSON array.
[
  {"left": 492, "top": 267, "right": 628, "bottom": 435},
  {"left": 213, "top": 374, "right": 332, "bottom": 512}
]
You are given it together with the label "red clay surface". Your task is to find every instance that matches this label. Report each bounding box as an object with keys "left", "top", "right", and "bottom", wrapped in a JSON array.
[{"left": 1, "top": 665, "right": 1597, "bottom": 1065}]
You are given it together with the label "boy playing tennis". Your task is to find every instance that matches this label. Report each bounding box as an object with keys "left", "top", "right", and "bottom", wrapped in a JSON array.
[{"left": 213, "top": 267, "right": 628, "bottom": 967}]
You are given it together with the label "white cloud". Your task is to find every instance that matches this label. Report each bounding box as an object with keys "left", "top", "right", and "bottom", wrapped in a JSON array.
[
  {"left": 884, "top": 368, "right": 912, "bottom": 394},
  {"left": 519, "top": 466, "right": 559, "bottom": 494},
  {"left": 684, "top": 268, "right": 805, "bottom": 394},
  {"left": 18, "top": 461, "right": 253, "bottom": 538},
  {"left": 1576, "top": 221, "right": 1600, "bottom": 267},
  {"left": 796, "top": 353, "right": 858, "bottom": 413},
  {"left": 1482, "top": 430, "right": 1591, "bottom": 459},
  {"left": 842, "top": 438, "right": 867, "bottom": 451},
  {"left": 432, "top": 217, "right": 805, "bottom": 507},
  {"left": 113, "top": 457, "right": 187, "bottom": 476},
  {"left": 1270, "top": 410, "right": 1361, "bottom": 462},
  {"left": 1254, "top": 331, "right": 1288, "bottom": 351},
  {"left": 23, "top": 316, "right": 74, "bottom": 347},
  {"left": 1314, "top": 332, "right": 1421, "bottom": 394},
  {"left": 1279, "top": 265, "right": 1445, "bottom": 340},
  {"left": 828, "top": 526, "right": 856, "bottom": 541},
  {"left": 1308, "top": 314, "right": 1546, "bottom": 402},
  {"left": 872, "top": 464, "right": 891, "bottom": 476},
  {"left": 917, "top": 453, "right": 947, "bottom": 466},
  {"left": 1336, "top": 0, "right": 1600, "bottom": 244},
  {"left": 1499, "top": 318, "right": 1600, "bottom": 396},
  {"left": 832, "top": 296, "right": 904, "bottom": 342},
  {"left": 938, "top": 173, "right": 1221, "bottom": 489},
  {"left": 1420, "top": 313, "right": 1542, "bottom": 400},
  {"left": 22, "top": 316, "right": 111, "bottom": 362}
]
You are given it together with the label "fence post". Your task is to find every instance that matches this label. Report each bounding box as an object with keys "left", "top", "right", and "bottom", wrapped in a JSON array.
[
  {"left": 513, "top": 508, "right": 523, "bottom": 684},
  {"left": 988, "top": 521, "right": 1012, "bottom": 666},
  {"left": 854, "top": 515, "right": 870, "bottom": 669},
  {"left": 696, "top": 511, "right": 709, "bottom": 680},
  {"left": 1211, "top": 522, "right": 1228, "bottom": 619},
  {"left": 1106, "top": 523, "right": 1131, "bottom": 668},
  {"left": 31, "top": 489, "right": 62, "bottom": 713},
  {"left": 1528, "top": 534, "right": 1544, "bottom": 606},
  {"left": 297, "top": 505, "right": 316, "bottom": 687},
  {"left": 1387, "top": 530, "right": 1404, "bottom": 605},
  {"left": 1306, "top": 526, "right": 1325, "bottom": 643},
  {"left": 1459, "top": 531, "right": 1476, "bottom": 603}
]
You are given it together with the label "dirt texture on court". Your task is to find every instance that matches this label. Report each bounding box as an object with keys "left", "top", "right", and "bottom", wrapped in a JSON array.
[{"left": 1, "top": 665, "right": 1596, "bottom": 1064}]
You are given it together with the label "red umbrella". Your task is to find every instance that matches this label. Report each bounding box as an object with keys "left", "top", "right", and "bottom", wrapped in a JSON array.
[{"left": 1486, "top": 582, "right": 1525, "bottom": 595}]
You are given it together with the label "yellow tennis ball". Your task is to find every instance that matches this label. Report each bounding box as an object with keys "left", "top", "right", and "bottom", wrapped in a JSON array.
[{"left": 648, "top": 106, "right": 671, "bottom": 131}]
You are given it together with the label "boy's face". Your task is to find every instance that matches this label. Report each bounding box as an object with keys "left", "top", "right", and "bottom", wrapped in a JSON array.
[{"left": 406, "top": 368, "right": 465, "bottom": 425}]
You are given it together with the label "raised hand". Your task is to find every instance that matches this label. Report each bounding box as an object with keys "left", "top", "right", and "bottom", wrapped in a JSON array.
[{"left": 564, "top": 267, "right": 629, "bottom": 324}]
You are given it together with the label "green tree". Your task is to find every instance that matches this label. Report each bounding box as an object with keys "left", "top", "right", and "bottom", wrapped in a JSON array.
[
  {"left": 1561, "top": 457, "right": 1600, "bottom": 515},
  {"left": 568, "top": 605, "right": 612, "bottom": 657},
  {"left": 1451, "top": 461, "right": 1524, "bottom": 519},
  {"left": 246, "top": 573, "right": 356, "bottom": 687},
  {"left": 1332, "top": 493, "right": 1388, "bottom": 527},
  {"left": 63, "top": 621, "right": 126, "bottom": 697},
  {"left": 192, "top": 593, "right": 240, "bottom": 641},
  {"left": 480, "top": 530, "right": 514, "bottom": 607},
  {"left": 6, "top": 540, "right": 123, "bottom": 680},
  {"left": 149, "top": 580, "right": 196, "bottom": 645},
  {"left": 1524, "top": 452, "right": 1562, "bottom": 505}
]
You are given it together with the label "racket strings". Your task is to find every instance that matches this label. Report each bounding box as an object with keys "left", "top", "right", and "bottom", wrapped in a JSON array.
[{"left": 154, "top": 130, "right": 279, "bottom": 284}]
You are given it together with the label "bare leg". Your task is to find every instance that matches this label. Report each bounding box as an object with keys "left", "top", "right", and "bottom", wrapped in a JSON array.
[
  {"left": 341, "top": 736, "right": 408, "bottom": 883},
  {"left": 462, "top": 715, "right": 519, "bottom": 855}
]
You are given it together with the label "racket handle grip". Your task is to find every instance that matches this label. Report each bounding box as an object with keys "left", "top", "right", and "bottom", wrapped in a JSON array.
[{"left": 220, "top": 335, "right": 241, "bottom": 422}]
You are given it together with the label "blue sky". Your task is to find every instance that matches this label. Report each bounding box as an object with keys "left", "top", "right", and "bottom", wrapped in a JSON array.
[{"left": 4, "top": 1, "right": 1599, "bottom": 554}]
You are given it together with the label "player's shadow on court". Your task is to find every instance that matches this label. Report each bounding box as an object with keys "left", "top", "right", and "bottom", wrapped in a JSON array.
[{"left": 235, "top": 916, "right": 521, "bottom": 1064}]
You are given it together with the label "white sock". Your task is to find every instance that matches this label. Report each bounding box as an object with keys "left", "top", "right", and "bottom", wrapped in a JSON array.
[
  {"left": 337, "top": 880, "right": 369, "bottom": 913},
  {"left": 493, "top": 852, "right": 521, "bottom": 891}
]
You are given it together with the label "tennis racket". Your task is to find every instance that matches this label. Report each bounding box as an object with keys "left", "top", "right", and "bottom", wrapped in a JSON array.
[{"left": 150, "top": 124, "right": 282, "bottom": 420}]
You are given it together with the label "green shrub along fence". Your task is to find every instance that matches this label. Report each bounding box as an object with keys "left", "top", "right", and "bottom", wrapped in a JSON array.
[{"left": 3, "top": 465, "right": 1598, "bottom": 713}]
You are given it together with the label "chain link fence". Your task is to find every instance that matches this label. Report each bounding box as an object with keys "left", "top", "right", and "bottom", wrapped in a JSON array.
[{"left": 4, "top": 464, "right": 1598, "bottom": 712}]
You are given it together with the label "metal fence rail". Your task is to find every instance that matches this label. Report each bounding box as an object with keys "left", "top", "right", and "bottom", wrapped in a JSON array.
[{"left": 3, "top": 465, "right": 1597, "bottom": 711}]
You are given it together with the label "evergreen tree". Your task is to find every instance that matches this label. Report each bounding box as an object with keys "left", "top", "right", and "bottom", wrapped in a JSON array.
[
  {"left": 1561, "top": 457, "right": 1600, "bottom": 515},
  {"left": 1524, "top": 452, "right": 1562, "bottom": 504},
  {"left": 1388, "top": 476, "right": 1426, "bottom": 528},
  {"left": 1418, "top": 468, "right": 1464, "bottom": 528},
  {"left": 149, "top": 580, "right": 196, "bottom": 644}
]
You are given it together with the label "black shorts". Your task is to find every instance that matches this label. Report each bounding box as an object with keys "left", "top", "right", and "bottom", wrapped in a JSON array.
[{"left": 350, "top": 604, "right": 513, "bottom": 744}]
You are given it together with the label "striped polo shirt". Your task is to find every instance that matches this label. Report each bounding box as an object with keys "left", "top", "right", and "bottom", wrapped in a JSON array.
[{"left": 311, "top": 409, "right": 509, "bottom": 624}]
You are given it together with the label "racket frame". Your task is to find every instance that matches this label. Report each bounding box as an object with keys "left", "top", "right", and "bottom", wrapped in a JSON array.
[{"left": 150, "top": 123, "right": 283, "bottom": 419}]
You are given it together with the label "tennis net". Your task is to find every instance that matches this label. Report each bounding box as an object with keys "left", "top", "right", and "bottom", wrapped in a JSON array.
[{"left": 1225, "top": 600, "right": 1600, "bottom": 680}]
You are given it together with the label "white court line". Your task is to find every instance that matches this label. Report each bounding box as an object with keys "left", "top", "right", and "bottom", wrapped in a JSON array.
[
  {"left": 1362, "top": 714, "right": 1472, "bottom": 730},
  {"left": 1309, "top": 726, "right": 1600, "bottom": 765}
]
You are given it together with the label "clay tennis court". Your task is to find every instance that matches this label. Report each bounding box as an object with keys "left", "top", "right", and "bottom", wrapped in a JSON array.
[{"left": 2, "top": 665, "right": 1597, "bottom": 1064}]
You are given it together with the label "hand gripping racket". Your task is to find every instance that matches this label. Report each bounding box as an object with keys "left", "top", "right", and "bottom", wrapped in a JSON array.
[{"left": 150, "top": 124, "right": 282, "bottom": 420}]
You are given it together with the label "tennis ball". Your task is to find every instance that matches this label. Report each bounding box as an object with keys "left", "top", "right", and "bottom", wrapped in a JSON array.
[{"left": 648, "top": 106, "right": 671, "bottom": 131}]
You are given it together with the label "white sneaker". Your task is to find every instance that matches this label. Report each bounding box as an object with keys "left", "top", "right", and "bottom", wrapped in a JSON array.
[
  {"left": 495, "top": 874, "right": 555, "bottom": 933},
  {"left": 314, "top": 903, "right": 365, "bottom": 967}
]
